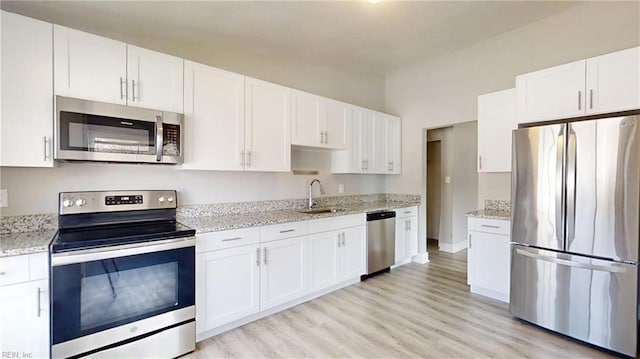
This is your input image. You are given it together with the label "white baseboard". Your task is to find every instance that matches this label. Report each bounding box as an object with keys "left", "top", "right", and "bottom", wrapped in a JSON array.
[
  {"left": 412, "top": 252, "right": 429, "bottom": 264},
  {"left": 439, "top": 240, "right": 467, "bottom": 253},
  {"left": 470, "top": 285, "right": 510, "bottom": 303}
]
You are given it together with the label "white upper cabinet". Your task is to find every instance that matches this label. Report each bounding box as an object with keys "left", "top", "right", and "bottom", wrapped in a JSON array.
[
  {"left": 291, "top": 91, "right": 326, "bottom": 147},
  {"left": 517, "top": 46, "right": 639, "bottom": 124},
  {"left": 516, "top": 59, "right": 585, "bottom": 124},
  {"left": 54, "top": 25, "right": 184, "bottom": 112},
  {"left": 127, "top": 45, "right": 184, "bottom": 113},
  {"left": 477, "top": 88, "right": 517, "bottom": 172},
  {"left": 291, "top": 91, "right": 347, "bottom": 150},
  {"left": 244, "top": 77, "right": 291, "bottom": 172},
  {"left": 586, "top": 47, "right": 639, "bottom": 114},
  {"left": 183, "top": 61, "right": 245, "bottom": 171},
  {"left": 1, "top": 11, "right": 54, "bottom": 167},
  {"left": 382, "top": 115, "right": 401, "bottom": 174}
]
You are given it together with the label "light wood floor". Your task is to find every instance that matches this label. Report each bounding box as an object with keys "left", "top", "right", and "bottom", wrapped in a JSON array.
[{"left": 187, "top": 241, "right": 617, "bottom": 358}]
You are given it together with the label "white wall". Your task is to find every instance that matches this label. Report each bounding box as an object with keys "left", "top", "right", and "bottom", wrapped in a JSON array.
[
  {"left": 385, "top": 1, "right": 640, "bottom": 252},
  {"left": 0, "top": 149, "right": 385, "bottom": 216}
]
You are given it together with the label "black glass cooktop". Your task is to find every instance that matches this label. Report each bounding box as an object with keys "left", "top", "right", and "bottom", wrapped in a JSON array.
[{"left": 50, "top": 220, "right": 195, "bottom": 253}]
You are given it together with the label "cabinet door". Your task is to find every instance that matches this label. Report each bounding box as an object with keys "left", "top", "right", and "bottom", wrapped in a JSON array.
[
  {"left": 244, "top": 78, "right": 291, "bottom": 172},
  {"left": 395, "top": 218, "right": 406, "bottom": 264},
  {"left": 54, "top": 25, "right": 127, "bottom": 105},
  {"left": 260, "top": 236, "right": 307, "bottom": 310},
  {"left": 468, "top": 230, "right": 510, "bottom": 299},
  {"left": 406, "top": 216, "right": 418, "bottom": 257},
  {"left": 1, "top": 11, "right": 53, "bottom": 167},
  {"left": 339, "top": 226, "right": 366, "bottom": 280},
  {"left": 183, "top": 61, "right": 245, "bottom": 171},
  {"left": 385, "top": 116, "right": 401, "bottom": 174},
  {"left": 291, "top": 91, "right": 325, "bottom": 147},
  {"left": 325, "top": 100, "right": 348, "bottom": 150},
  {"left": 127, "top": 45, "right": 184, "bottom": 113},
  {"left": 196, "top": 245, "right": 260, "bottom": 333},
  {"left": 477, "top": 88, "right": 516, "bottom": 172},
  {"left": 351, "top": 108, "right": 368, "bottom": 173},
  {"left": 308, "top": 231, "right": 340, "bottom": 292},
  {"left": 586, "top": 46, "right": 640, "bottom": 114},
  {"left": 516, "top": 60, "right": 586, "bottom": 124},
  {"left": 368, "top": 112, "right": 386, "bottom": 173},
  {"left": 0, "top": 279, "right": 49, "bottom": 358}
]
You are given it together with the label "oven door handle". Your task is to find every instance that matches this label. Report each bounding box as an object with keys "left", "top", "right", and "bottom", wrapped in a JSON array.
[{"left": 51, "top": 236, "right": 195, "bottom": 266}]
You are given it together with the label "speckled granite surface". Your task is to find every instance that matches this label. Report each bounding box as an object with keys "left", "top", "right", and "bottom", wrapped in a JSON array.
[
  {"left": 0, "top": 194, "right": 420, "bottom": 256},
  {"left": 484, "top": 200, "right": 510, "bottom": 212},
  {"left": 465, "top": 209, "right": 511, "bottom": 221},
  {"left": 0, "top": 230, "right": 55, "bottom": 257},
  {"left": 180, "top": 198, "right": 420, "bottom": 233}
]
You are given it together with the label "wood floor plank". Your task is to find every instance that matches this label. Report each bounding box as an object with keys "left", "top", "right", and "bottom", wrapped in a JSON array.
[{"left": 189, "top": 244, "right": 620, "bottom": 359}]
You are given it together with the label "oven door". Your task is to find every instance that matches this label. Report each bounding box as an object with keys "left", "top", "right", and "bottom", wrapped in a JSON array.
[{"left": 51, "top": 237, "right": 195, "bottom": 358}]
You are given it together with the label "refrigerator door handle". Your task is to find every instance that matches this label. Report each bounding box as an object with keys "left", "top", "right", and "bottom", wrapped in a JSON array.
[
  {"left": 555, "top": 128, "right": 565, "bottom": 245},
  {"left": 515, "top": 248, "right": 627, "bottom": 273},
  {"left": 565, "top": 129, "right": 577, "bottom": 244}
]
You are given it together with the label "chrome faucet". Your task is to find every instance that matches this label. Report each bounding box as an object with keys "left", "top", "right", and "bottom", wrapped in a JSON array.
[{"left": 308, "top": 179, "right": 325, "bottom": 209}]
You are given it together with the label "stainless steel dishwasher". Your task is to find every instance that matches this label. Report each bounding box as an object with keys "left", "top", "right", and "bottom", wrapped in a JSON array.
[{"left": 363, "top": 210, "right": 396, "bottom": 279}]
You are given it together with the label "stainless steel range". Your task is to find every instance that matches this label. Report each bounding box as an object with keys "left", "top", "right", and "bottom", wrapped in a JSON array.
[{"left": 50, "top": 190, "right": 196, "bottom": 358}]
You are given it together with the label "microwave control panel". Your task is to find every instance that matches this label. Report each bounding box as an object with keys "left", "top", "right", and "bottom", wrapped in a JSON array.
[{"left": 163, "top": 124, "right": 180, "bottom": 156}]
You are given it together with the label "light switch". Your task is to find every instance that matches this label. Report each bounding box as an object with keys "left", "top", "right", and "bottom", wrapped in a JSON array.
[
  {"left": 0, "top": 189, "right": 8, "bottom": 207},
  {"left": 338, "top": 184, "right": 345, "bottom": 194},
  {"left": 444, "top": 176, "right": 451, "bottom": 184}
]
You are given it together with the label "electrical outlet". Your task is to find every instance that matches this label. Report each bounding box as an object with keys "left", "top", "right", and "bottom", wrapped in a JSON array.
[
  {"left": 0, "top": 189, "right": 8, "bottom": 207},
  {"left": 338, "top": 184, "right": 345, "bottom": 194},
  {"left": 444, "top": 176, "right": 451, "bottom": 184}
]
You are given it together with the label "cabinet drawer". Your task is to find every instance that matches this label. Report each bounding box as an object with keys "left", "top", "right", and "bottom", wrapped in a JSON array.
[
  {"left": 0, "top": 255, "right": 29, "bottom": 286},
  {"left": 395, "top": 206, "right": 417, "bottom": 218},
  {"left": 468, "top": 217, "right": 510, "bottom": 236},
  {"left": 307, "top": 213, "right": 366, "bottom": 234},
  {"left": 197, "top": 228, "right": 260, "bottom": 253},
  {"left": 260, "top": 221, "right": 307, "bottom": 242},
  {"left": 29, "top": 252, "right": 49, "bottom": 280}
]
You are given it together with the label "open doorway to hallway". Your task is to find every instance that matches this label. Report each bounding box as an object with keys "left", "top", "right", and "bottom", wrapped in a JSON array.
[{"left": 424, "top": 122, "right": 478, "bottom": 256}]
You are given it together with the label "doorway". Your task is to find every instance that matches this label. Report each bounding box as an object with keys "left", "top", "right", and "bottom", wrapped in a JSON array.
[{"left": 426, "top": 140, "right": 441, "bottom": 247}]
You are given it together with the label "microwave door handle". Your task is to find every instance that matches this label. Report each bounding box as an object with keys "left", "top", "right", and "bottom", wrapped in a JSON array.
[{"left": 155, "top": 115, "right": 163, "bottom": 162}]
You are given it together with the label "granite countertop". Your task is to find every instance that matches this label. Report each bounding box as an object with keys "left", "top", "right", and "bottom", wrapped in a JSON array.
[
  {"left": 179, "top": 200, "right": 419, "bottom": 233},
  {"left": 0, "top": 229, "right": 56, "bottom": 257},
  {"left": 465, "top": 209, "right": 511, "bottom": 221}
]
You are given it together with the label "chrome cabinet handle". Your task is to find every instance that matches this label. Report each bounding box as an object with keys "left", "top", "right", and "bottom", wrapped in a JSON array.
[
  {"left": 36, "top": 287, "right": 43, "bottom": 317},
  {"left": 361, "top": 160, "right": 365, "bottom": 170},
  {"left": 246, "top": 151, "right": 252, "bottom": 167},
  {"left": 341, "top": 233, "right": 345, "bottom": 247},
  {"left": 155, "top": 115, "right": 163, "bottom": 162},
  {"left": 404, "top": 211, "right": 412, "bottom": 214},
  {"left": 131, "top": 80, "right": 138, "bottom": 101},
  {"left": 263, "top": 248, "right": 267, "bottom": 265},
  {"left": 468, "top": 234, "right": 472, "bottom": 249},
  {"left": 578, "top": 90, "right": 582, "bottom": 111},
  {"left": 120, "top": 77, "right": 126, "bottom": 100},
  {"left": 589, "top": 89, "right": 594, "bottom": 109},
  {"left": 337, "top": 234, "right": 341, "bottom": 248},
  {"left": 240, "top": 150, "right": 245, "bottom": 167},
  {"left": 478, "top": 155, "right": 482, "bottom": 170},
  {"left": 256, "top": 248, "right": 260, "bottom": 267},
  {"left": 222, "top": 237, "right": 242, "bottom": 242},
  {"left": 279, "top": 229, "right": 295, "bottom": 233},
  {"left": 0, "top": 271, "right": 6, "bottom": 276},
  {"left": 43, "top": 136, "right": 49, "bottom": 161},
  {"left": 324, "top": 131, "right": 328, "bottom": 144},
  {"left": 480, "top": 224, "right": 500, "bottom": 229}
]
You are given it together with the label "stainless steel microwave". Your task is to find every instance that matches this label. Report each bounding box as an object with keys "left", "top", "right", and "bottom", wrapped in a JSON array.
[{"left": 54, "top": 96, "right": 183, "bottom": 164}]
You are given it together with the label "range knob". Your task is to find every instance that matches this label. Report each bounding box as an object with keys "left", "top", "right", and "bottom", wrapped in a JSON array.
[
  {"left": 158, "top": 196, "right": 165, "bottom": 203},
  {"left": 167, "top": 197, "right": 174, "bottom": 203},
  {"left": 62, "top": 199, "right": 74, "bottom": 207},
  {"left": 75, "top": 198, "right": 86, "bottom": 207}
]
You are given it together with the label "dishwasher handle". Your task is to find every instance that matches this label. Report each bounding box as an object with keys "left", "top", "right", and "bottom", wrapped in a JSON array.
[{"left": 366, "top": 210, "right": 397, "bottom": 221}]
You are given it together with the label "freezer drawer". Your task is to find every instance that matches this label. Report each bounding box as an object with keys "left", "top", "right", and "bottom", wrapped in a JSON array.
[{"left": 510, "top": 245, "right": 638, "bottom": 357}]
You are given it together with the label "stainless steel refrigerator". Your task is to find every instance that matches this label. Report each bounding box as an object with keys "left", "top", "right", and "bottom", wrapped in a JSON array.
[{"left": 510, "top": 113, "right": 639, "bottom": 357}]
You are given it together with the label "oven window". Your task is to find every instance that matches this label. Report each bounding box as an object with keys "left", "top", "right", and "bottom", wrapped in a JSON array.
[
  {"left": 60, "top": 111, "right": 155, "bottom": 154},
  {"left": 52, "top": 246, "right": 194, "bottom": 345},
  {"left": 80, "top": 261, "right": 178, "bottom": 332}
]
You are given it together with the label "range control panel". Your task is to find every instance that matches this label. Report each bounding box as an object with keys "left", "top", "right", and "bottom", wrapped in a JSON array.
[{"left": 59, "top": 190, "right": 177, "bottom": 215}]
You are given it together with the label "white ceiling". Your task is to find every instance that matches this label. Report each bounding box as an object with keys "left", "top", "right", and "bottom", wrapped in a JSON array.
[{"left": 1, "top": 1, "right": 578, "bottom": 75}]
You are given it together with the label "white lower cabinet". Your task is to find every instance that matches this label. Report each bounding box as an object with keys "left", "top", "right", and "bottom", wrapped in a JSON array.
[
  {"left": 0, "top": 253, "right": 50, "bottom": 359},
  {"left": 395, "top": 206, "right": 418, "bottom": 265},
  {"left": 196, "top": 244, "right": 260, "bottom": 333},
  {"left": 309, "top": 225, "right": 366, "bottom": 292},
  {"left": 196, "top": 214, "right": 366, "bottom": 340},
  {"left": 467, "top": 217, "right": 511, "bottom": 302},
  {"left": 259, "top": 236, "right": 308, "bottom": 310}
]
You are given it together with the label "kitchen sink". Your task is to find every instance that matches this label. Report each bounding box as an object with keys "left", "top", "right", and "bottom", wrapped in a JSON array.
[{"left": 299, "top": 207, "right": 346, "bottom": 214}]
